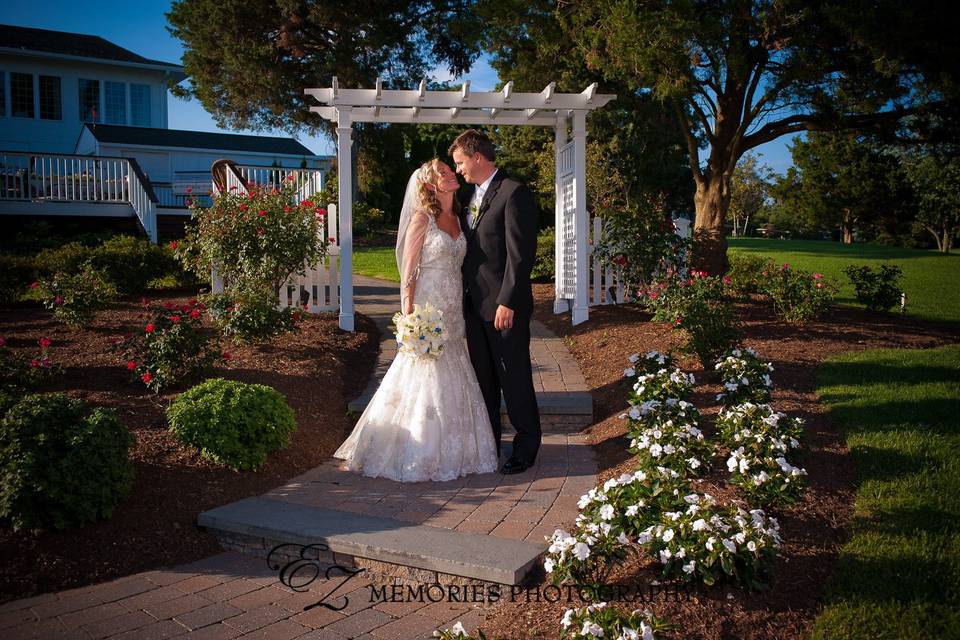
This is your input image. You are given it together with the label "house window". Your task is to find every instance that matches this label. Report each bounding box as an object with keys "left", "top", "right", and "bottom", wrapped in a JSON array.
[
  {"left": 79, "top": 78, "right": 99, "bottom": 123},
  {"left": 0, "top": 71, "right": 6, "bottom": 117},
  {"left": 39, "top": 75, "right": 61, "bottom": 120},
  {"left": 130, "top": 83, "right": 151, "bottom": 126},
  {"left": 104, "top": 81, "right": 126, "bottom": 124},
  {"left": 11, "top": 72, "right": 34, "bottom": 118}
]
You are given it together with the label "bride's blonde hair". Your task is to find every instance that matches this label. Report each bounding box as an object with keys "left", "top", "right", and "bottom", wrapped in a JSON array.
[{"left": 415, "top": 158, "right": 443, "bottom": 219}]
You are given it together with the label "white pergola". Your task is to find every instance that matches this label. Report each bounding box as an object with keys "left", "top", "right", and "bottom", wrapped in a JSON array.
[{"left": 305, "top": 78, "right": 615, "bottom": 331}]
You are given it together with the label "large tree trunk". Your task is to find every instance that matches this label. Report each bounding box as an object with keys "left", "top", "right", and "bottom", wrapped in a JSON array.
[
  {"left": 842, "top": 210, "right": 854, "bottom": 244},
  {"left": 693, "top": 177, "right": 731, "bottom": 275}
]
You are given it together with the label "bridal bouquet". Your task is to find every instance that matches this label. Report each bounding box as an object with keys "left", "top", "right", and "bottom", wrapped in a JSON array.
[{"left": 392, "top": 303, "right": 445, "bottom": 360}]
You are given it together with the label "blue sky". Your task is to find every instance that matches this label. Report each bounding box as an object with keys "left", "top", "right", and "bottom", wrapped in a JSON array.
[{"left": 4, "top": 0, "right": 796, "bottom": 173}]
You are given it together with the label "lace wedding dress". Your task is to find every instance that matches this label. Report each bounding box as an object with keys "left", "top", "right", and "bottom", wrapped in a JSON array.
[{"left": 333, "top": 212, "right": 498, "bottom": 482}]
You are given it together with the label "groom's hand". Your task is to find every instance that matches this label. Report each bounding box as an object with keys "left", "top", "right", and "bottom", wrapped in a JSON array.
[{"left": 494, "top": 305, "right": 514, "bottom": 331}]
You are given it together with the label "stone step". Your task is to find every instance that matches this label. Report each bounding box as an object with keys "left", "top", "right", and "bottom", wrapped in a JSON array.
[{"left": 197, "top": 497, "right": 544, "bottom": 586}]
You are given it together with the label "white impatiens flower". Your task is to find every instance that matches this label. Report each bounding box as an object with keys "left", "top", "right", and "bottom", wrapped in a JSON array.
[
  {"left": 599, "top": 504, "right": 615, "bottom": 521},
  {"left": 692, "top": 518, "right": 709, "bottom": 531},
  {"left": 618, "top": 532, "right": 631, "bottom": 545},
  {"left": 649, "top": 444, "right": 663, "bottom": 457},
  {"left": 706, "top": 537, "right": 716, "bottom": 551},
  {"left": 722, "top": 539, "right": 737, "bottom": 553},
  {"left": 735, "top": 532, "right": 747, "bottom": 545},
  {"left": 618, "top": 473, "right": 635, "bottom": 485},
  {"left": 561, "top": 609, "right": 575, "bottom": 629},
  {"left": 573, "top": 542, "right": 591, "bottom": 561},
  {"left": 628, "top": 406, "right": 642, "bottom": 420},
  {"left": 628, "top": 353, "right": 640, "bottom": 364},
  {"left": 582, "top": 621, "right": 604, "bottom": 637},
  {"left": 624, "top": 367, "right": 636, "bottom": 378},
  {"left": 661, "top": 528, "right": 675, "bottom": 542},
  {"left": 747, "top": 541, "right": 757, "bottom": 552},
  {"left": 641, "top": 622, "right": 655, "bottom": 640},
  {"left": 451, "top": 621, "right": 467, "bottom": 636},
  {"left": 688, "top": 457, "right": 701, "bottom": 470},
  {"left": 682, "top": 560, "right": 696, "bottom": 574},
  {"left": 659, "top": 549, "right": 672, "bottom": 563},
  {"left": 544, "top": 558, "right": 555, "bottom": 573},
  {"left": 626, "top": 505, "right": 640, "bottom": 517}
]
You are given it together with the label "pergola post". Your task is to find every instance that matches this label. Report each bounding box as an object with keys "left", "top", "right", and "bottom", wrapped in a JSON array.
[
  {"left": 336, "top": 107, "right": 355, "bottom": 332},
  {"left": 571, "top": 110, "right": 589, "bottom": 326},
  {"left": 553, "top": 113, "right": 569, "bottom": 315}
]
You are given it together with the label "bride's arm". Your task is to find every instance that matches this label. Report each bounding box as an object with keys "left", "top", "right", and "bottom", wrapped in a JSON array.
[{"left": 400, "top": 211, "right": 430, "bottom": 314}]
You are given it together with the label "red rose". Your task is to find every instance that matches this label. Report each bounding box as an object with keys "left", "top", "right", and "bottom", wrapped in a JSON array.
[
  {"left": 145, "top": 323, "right": 155, "bottom": 333},
  {"left": 190, "top": 309, "right": 201, "bottom": 319},
  {"left": 257, "top": 228, "right": 265, "bottom": 236},
  {"left": 239, "top": 203, "right": 249, "bottom": 212},
  {"left": 170, "top": 315, "right": 180, "bottom": 323},
  {"left": 258, "top": 210, "right": 267, "bottom": 217},
  {"left": 284, "top": 206, "right": 291, "bottom": 213},
  {"left": 222, "top": 351, "right": 232, "bottom": 361},
  {"left": 300, "top": 200, "right": 313, "bottom": 208},
  {"left": 169, "top": 241, "right": 178, "bottom": 250},
  {"left": 185, "top": 187, "right": 193, "bottom": 194},
  {"left": 38, "top": 337, "right": 52, "bottom": 349},
  {"left": 127, "top": 361, "right": 137, "bottom": 371},
  {"left": 142, "top": 372, "right": 152, "bottom": 384},
  {"left": 328, "top": 236, "right": 336, "bottom": 243},
  {"left": 649, "top": 291, "right": 659, "bottom": 300},
  {"left": 30, "top": 359, "right": 39, "bottom": 368},
  {"left": 316, "top": 207, "right": 327, "bottom": 216},
  {"left": 29, "top": 281, "right": 38, "bottom": 289},
  {"left": 54, "top": 296, "right": 63, "bottom": 305}
]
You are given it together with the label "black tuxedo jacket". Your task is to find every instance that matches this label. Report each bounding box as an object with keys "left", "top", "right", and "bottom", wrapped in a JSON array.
[{"left": 459, "top": 170, "right": 539, "bottom": 321}]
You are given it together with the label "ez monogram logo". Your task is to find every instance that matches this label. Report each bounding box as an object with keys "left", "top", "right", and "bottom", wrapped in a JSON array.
[{"left": 267, "top": 543, "right": 366, "bottom": 611}]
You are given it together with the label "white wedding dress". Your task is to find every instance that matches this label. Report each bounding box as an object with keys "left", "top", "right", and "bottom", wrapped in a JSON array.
[{"left": 334, "top": 212, "right": 498, "bottom": 482}]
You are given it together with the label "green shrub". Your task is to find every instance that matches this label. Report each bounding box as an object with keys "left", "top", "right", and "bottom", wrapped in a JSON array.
[
  {"left": 112, "top": 298, "right": 221, "bottom": 392},
  {"left": 644, "top": 271, "right": 742, "bottom": 367},
  {"left": 0, "top": 393, "right": 134, "bottom": 531},
  {"left": 353, "top": 202, "right": 387, "bottom": 237},
  {"left": 205, "top": 291, "right": 303, "bottom": 344},
  {"left": 760, "top": 263, "right": 835, "bottom": 323},
  {"left": 726, "top": 253, "right": 774, "bottom": 297},
  {"left": 530, "top": 226, "right": 555, "bottom": 282},
  {"left": 0, "top": 336, "right": 60, "bottom": 392},
  {"left": 90, "top": 235, "right": 178, "bottom": 295},
  {"left": 0, "top": 254, "right": 36, "bottom": 305},
  {"left": 34, "top": 242, "right": 94, "bottom": 278},
  {"left": 167, "top": 378, "right": 297, "bottom": 471},
  {"left": 844, "top": 263, "right": 904, "bottom": 312},
  {"left": 38, "top": 265, "right": 117, "bottom": 327}
]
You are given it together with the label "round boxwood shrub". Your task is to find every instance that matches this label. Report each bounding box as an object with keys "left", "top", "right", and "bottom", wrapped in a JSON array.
[
  {"left": 167, "top": 378, "right": 297, "bottom": 471},
  {"left": 0, "top": 393, "right": 135, "bottom": 531}
]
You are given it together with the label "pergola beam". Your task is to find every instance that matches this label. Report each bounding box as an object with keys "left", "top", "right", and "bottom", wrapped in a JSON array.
[
  {"left": 311, "top": 106, "right": 565, "bottom": 126},
  {"left": 305, "top": 86, "right": 613, "bottom": 111}
]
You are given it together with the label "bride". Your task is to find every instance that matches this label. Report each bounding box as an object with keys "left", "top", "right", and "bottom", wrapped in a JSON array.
[{"left": 333, "top": 159, "right": 499, "bottom": 482}]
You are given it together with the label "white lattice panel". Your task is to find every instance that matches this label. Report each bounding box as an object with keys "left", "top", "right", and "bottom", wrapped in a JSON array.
[{"left": 558, "top": 174, "right": 577, "bottom": 298}]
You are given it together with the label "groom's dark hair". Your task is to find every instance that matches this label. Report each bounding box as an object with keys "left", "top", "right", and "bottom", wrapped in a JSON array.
[{"left": 449, "top": 129, "right": 496, "bottom": 162}]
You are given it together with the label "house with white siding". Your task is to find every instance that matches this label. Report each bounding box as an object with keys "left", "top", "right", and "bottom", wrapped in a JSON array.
[{"left": 0, "top": 24, "right": 330, "bottom": 241}]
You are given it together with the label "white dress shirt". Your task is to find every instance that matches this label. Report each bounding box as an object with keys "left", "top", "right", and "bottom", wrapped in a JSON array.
[{"left": 467, "top": 168, "right": 498, "bottom": 229}]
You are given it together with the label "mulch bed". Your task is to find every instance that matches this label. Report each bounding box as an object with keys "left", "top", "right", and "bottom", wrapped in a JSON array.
[
  {"left": 477, "top": 284, "right": 958, "bottom": 640},
  {"left": 0, "top": 291, "right": 379, "bottom": 603}
]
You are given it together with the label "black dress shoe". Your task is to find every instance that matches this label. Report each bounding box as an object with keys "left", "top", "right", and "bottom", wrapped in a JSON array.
[{"left": 500, "top": 457, "right": 533, "bottom": 475}]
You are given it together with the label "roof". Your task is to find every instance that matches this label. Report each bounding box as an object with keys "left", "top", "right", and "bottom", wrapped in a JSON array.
[
  {"left": 83, "top": 124, "right": 317, "bottom": 157},
  {"left": 0, "top": 24, "right": 182, "bottom": 71}
]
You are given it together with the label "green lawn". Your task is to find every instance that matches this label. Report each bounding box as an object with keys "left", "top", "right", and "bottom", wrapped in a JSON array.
[
  {"left": 811, "top": 345, "right": 960, "bottom": 640},
  {"left": 728, "top": 238, "right": 960, "bottom": 326},
  {"left": 353, "top": 246, "right": 400, "bottom": 282}
]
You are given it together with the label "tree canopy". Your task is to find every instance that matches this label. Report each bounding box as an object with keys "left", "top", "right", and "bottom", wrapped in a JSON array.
[{"left": 558, "top": 0, "right": 959, "bottom": 271}]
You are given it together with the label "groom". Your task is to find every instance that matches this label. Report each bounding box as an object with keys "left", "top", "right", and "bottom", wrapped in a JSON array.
[{"left": 450, "top": 130, "right": 541, "bottom": 475}]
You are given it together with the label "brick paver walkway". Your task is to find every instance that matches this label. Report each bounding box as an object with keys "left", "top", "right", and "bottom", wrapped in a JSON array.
[{"left": 0, "top": 276, "right": 597, "bottom": 639}]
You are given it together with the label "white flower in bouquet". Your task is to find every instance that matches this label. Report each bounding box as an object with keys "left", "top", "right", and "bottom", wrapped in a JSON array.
[{"left": 392, "top": 303, "right": 445, "bottom": 360}]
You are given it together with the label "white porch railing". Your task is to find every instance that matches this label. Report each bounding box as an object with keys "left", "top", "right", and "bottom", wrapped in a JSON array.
[
  {"left": 0, "top": 150, "right": 158, "bottom": 242},
  {"left": 236, "top": 165, "right": 324, "bottom": 203}
]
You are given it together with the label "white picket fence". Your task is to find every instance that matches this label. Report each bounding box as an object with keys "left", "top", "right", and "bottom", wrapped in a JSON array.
[{"left": 588, "top": 215, "right": 693, "bottom": 306}]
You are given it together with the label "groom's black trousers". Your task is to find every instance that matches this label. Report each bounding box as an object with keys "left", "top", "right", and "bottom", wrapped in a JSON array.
[{"left": 463, "top": 301, "right": 541, "bottom": 464}]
